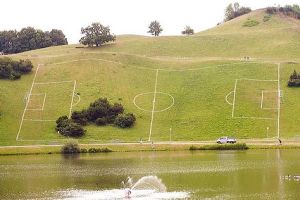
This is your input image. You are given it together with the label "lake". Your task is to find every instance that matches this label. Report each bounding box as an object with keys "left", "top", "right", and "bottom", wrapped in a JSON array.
[{"left": 0, "top": 150, "right": 299, "bottom": 199}]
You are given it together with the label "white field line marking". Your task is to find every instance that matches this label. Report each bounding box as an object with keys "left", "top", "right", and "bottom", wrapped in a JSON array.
[
  {"left": 261, "top": 90, "right": 278, "bottom": 110},
  {"left": 133, "top": 92, "right": 175, "bottom": 113},
  {"left": 238, "top": 78, "right": 278, "bottom": 82},
  {"left": 277, "top": 63, "right": 281, "bottom": 138},
  {"left": 148, "top": 69, "right": 159, "bottom": 142},
  {"left": 26, "top": 93, "right": 46, "bottom": 110},
  {"left": 225, "top": 91, "right": 234, "bottom": 105},
  {"left": 23, "top": 119, "right": 55, "bottom": 122},
  {"left": 231, "top": 79, "right": 238, "bottom": 118},
  {"left": 72, "top": 93, "right": 81, "bottom": 107},
  {"left": 261, "top": 91, "right": 264, "bottom": 109},
  {"left": 42, "top": 93, "right": 47, "bottom": 110},
  {"left": 69, "top": 80, "right": 77, "bottom": 118},
  {"left": 16, "top": 64, "right": 40, "bottom": 141},
  {"left": 34, "top": 80, "right": 73, "bottom": 85},
  {"left": 233, "top": 116, "right": 274, "bottom": 120}
]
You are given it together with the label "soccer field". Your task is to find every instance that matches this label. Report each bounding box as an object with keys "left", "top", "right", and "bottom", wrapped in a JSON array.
[{"left": 12, "top": 53, "right": 292, "bottom": 143}]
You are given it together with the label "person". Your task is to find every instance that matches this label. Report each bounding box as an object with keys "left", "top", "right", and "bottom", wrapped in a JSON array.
[{"left": 125, "top": 188, "right": 131, "bottom": 198}]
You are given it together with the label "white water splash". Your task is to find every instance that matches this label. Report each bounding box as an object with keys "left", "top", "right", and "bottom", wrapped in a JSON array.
[{"left": 58, "top": 189, "right": 189, "bottom": 200}]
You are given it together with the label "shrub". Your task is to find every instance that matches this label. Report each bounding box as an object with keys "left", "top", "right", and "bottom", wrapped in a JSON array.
[
  {"left": 71, "top": 98, "right": 135, "bottom": 128},
  {"left": 114, "top": 113, "right": 136, "bottom": 128},
  {"left": 243, "top": 19, "right": 259, "bottom": 27},
  {"left": 88, "top": 147, "right": 112, "bottom": 153},
  {"left": 266, "top": 5, "right": 300, "bottom": 19},
  {"left": 288, "top": 70, "right": 300, "bottom": 87},
  {"left": 95, "top": 117, "right": 107, "bottom": 126},
  {"left": 71, "top": 110, "right": 88, "bottom": 125},
  {"left": 80, "top": 148, "right": 88, "bottom": 153},
  {"left": 263, "top": 15, "right": 271, "bottom": 22},
  {"left": 0, "top": 57, "right": 33, "bottom": 80},
  {"left": 56, "top": 116, "right": 86, "bottom": 137},
  {"left": 61, "top": 141, "right": 81, "bottom": 154},
  {"left": 189, "top": 143, "right": 249, "bottom": 150},
  {"left": 266, "top": 7, "right": 278, "bottom": 14}
]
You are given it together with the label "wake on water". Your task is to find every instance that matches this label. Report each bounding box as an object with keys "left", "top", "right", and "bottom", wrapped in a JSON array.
[{"left": 58, "top": 176, "right": 189, "bottom": 199}]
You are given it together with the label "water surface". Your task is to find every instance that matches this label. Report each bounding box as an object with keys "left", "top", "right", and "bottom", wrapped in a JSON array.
[{"left": 0, "top": 150, "right": 299, "bottom": 199}]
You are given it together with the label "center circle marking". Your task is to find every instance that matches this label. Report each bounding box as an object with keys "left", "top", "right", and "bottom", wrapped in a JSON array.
[{"left": 133, "top": 92, "right": 175, "bottom": 112}]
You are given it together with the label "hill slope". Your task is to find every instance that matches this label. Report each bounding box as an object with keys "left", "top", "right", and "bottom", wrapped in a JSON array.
[{"left": 1, "top": 9, "right": 300, "bottom": 145}]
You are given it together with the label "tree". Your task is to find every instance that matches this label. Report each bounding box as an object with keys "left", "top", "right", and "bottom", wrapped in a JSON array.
[
  {"left": 79, "top": 23, "right": 116, "bottom": 47},
  {"left": 182, "top": 26, "right": 194, "bottom": 35},
  {"left": 50, "top": 29, "right": 68, "bottom": 46},
  {"left": 0, "top": 27, "right": 68, "bottom": 54},
  {"left": 224, "top": 2, "right": 251, "bottom": 21},
  {"left": 148, "top": 21, "right": 163, "bottom": 36}
]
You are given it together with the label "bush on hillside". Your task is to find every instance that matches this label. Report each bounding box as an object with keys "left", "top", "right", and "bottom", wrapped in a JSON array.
[
  {"left": 182, "top": 26, "right": 194, "bottom": 35},
  {"left": 95, "top": 117, "right": 107, "bottom": 126},
  {"left": 243, "top": 19, "right": 259, "bottom": 27},
  {"left": 263, "top": 15, "right": 272, "bottom": 22},
  {"left": 288, "top": 70, "right": 300, "bottom": 87},
  {"left": 56, "top": 115, "right": 86, "bottom": 137},
  {"left": 71, "top": 98, "right": 135, "bottom": 128},
  {"left": 114, "top": 113, "right": 136, "bottom": 128},
  {"left": 0, "top": 57, "right": 33, "bottom": 80},
  {"left": 266, "top": 5, "right": 300, "bottom": 19}
]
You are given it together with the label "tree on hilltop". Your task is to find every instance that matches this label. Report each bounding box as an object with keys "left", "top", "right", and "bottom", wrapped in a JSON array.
[
  {"left": 225, "top": 2, "right": 251, "bottom": 21},
  {"left": 182, "top": 26, "right": 194, "bottom": 35},
  {"left": 148, "top": 21, "right": 163, "bottom": 36},
  {"left": 79, "top": 23, "right": 116, "bottom": 47}
]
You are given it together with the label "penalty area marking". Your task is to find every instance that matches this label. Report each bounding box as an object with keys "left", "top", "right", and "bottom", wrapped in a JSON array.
[
  {"left": 231, "top": 78, "right": 278, "bottom": 120},
  {"left": 260, "top": 90, "right": 278, "bottom": 110},
  {"left": 16, "top": 64, "right": 41, "bottom": 141}
]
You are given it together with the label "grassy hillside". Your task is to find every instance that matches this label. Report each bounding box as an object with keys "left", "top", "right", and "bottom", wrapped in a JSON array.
[{"left": 1, "top": 9, "right": 300, "bottom": 145}]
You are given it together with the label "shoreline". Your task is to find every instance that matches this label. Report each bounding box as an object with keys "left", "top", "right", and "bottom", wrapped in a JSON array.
[{"left": 0, "top": 141, "right": 299, "bottom": 156}]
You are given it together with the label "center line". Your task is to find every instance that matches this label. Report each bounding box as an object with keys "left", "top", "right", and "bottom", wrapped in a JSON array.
[{"left": 148, "top": 69, "right": 159, "bottom": 141}]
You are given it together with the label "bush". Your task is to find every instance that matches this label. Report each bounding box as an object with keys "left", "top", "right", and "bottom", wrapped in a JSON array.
[
  {"left": 114, "top": 113, "right": 136, "bottom": 128},
  {"left": 61, "top": 141, "right": 81, "bottom": 154},
  {"left": 80, "top": 148, "right": 88, "bottom": 153},
  {"left": 189, "top": 143, "right": 249, "bottom": 151},
  {"left": 263, "top": 15, "right": 271, "bottom": 22},
  {"left": 71, "top": 110, "right": 88, "bottom": 125},
  {"left": 243, "top": 19, "right": 259, "bottom": 27},
  {"left": 71, "top": 98, "right": 135, "bottom": 128},
  {"left": 288, "top": 70, "right": 300, "bottom": 87},
  {"left": 56, "top": 116, "right": 86, "bottom": 137},
  {"left": 95, "top": 117, "right": 107, "bottom": 126},
  {"left": 0, "top": 57, "right": 33, "bottom": 80},
  {"left": 266, "top": 5, "right": 300, "bottom": 19},
  {"left": 88, "top": 147, "right": 112, "bottom": 153}
]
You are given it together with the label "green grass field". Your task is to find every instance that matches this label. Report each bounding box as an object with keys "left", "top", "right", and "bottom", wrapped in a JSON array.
[{"left": 1, "top": 9, "right": 300, "bottom": 145}]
